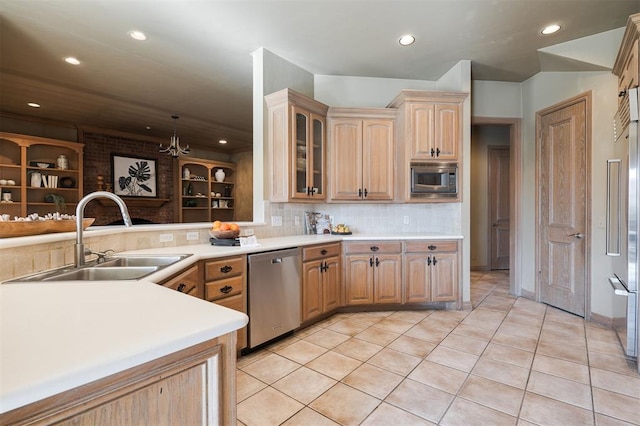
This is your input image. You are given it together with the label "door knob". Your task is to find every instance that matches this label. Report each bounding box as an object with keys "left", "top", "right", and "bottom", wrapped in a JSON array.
[{"left": 568, "top": 232, "right": 584, "bottom": 239}]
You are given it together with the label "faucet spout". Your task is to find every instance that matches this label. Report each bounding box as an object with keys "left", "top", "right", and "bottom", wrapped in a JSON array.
[{"left": 75, "top": 191, "right": 132, "bottom": 267}]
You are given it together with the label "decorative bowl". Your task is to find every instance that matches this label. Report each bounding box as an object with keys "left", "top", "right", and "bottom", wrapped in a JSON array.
[
  {"left": 0, "top": 218, "right": 94, "bottom": 238},
  {"left": 209, "top": 229, "right": 240, "bottom": 239}
]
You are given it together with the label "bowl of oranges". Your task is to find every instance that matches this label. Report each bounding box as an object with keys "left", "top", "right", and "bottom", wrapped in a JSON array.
[{"left": 209, "top": 220, "right": 240, "bottom": 239}]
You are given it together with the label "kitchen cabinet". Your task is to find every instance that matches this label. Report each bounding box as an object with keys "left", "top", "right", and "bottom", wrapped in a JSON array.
[
  {"left": 344, "top": 241, "right": 402, "bottom": 305},
  {"left": 404, "top": 240, "right": 460, "bottom": 306},
  {"left": 388, "top": 90, "right": 466, "bottom": 162},
  {"left": 0, "top": 335, "right": 237, "bottom": 425},
  {"left": 328, "top": 108, "right": 396, "bottom": 201},
  {"left": 613, "top": 14, "right": 640, "bottom": 131},
  {"left": 301, "top": 243, "right": 341, "bottom": 322},
  {"left": 0, "top": 132, "right": 84, "bottom": 218},
  {"left": 265, "top": 88, "right": 329, "bottom": 202},
  {"left": 175, "top": 157, "right": 236, "bottom": 224},
  {"left": 204, "top": 255, "right": 247, "bottom": 352},
  {"left": 159, "top": 263, "right": 202, "bottom": 298}
]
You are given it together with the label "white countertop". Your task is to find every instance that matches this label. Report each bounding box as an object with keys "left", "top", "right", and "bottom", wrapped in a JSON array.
[{"left": 0, "top": 232, "right": 461, "bottom": 414}]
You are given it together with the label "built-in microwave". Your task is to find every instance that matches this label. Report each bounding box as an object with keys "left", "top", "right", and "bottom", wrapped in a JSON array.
[{"left": 410, "top": 163, "right": 458, "bottom": 197}]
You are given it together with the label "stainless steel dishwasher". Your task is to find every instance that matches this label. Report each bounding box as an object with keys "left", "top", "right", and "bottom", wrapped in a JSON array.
[{"left": 246, "top": 248, "right": 301, "bottom": 350}]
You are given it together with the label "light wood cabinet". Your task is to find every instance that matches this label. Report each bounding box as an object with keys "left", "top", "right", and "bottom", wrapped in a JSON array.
[
  {"left": 160, "top": 264, "right": 203, "bottom": 299},
  {"left": 0, "top": 335, "right": 237, "bottom": 425},
  {"left": 389, "top": 91, "right": 465, "bottom": 162},
  {"left": 328, "top": 108, "right": 396, "bottom": 201},
  {"left": 0, "top": 132, "right": 84, "bottom": 218},
  {"left": 613, "top": 14, "right": 640, "bottom": 131},
  {"left": 204, "top": 255, "right": 247, "bottom": 352},
  {"left": 344, "top": 241, "right": 402, "bottom": 305},
  {"left": 175, "top": 157, "right": 236, "bottom": 224},
  {"left": 301, "top": 243, "right": 341, "bottom": 322},
  {"left": 403, "top": 240, "right": 460, "bottom": 306},
  {"left": 265, "top": 88, "right": 329, "bottom": 202}
]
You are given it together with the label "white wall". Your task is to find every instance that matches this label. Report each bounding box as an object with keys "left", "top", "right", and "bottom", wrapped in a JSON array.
[{"left": 472, "top": 81, "right": 522, "bottom": 118}]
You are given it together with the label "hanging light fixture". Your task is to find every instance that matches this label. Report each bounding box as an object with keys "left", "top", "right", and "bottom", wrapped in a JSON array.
[{"left": 159, "top": 115, "right": 190, "bottom": 157}]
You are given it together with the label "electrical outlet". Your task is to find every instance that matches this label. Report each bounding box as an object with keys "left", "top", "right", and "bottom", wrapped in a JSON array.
[
  {"left": 403, "top": 216, "right": 410, "bottom": 225},
  {"left": 186, "top": 231, "right": 199, "bottom": 241},
  {"left": 159, "top": 233, "right": 174, "bottom": 243},
  {"left": 294, "top": 216, "right": 300, "bottom": 226},
  {"left": 329, "top": 215, "right": 335, "bottom": 223},
  {"left": 271, "top": 216, "right": 283, "bottom": 226}
]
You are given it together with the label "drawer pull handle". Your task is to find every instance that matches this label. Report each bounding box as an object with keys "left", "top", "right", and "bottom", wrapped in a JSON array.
[
  {"left": 220, "top": 285, "right": 233, "bottom": 294},
  {"left": 321, "top": 249, "right": 328, "bottom": 255},
  {"left": 428, "top": 245, "right": 436, "bottom": 250},
  {"left": 177, "top": 283, "right": 186, "bottom": 293},
  {"left": 370, "top": 246, "right": 379, "bottom": 252},
  {"left": 220, "top": 265, "right": 233, "bottom": 273}
]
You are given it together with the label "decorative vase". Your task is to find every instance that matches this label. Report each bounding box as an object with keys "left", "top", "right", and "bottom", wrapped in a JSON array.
[
  {"left": 214, "top": 168, "right": 225, "bottom": 182},
  {"left": 183, "top": 167, "right": 190, "bottom": 179}
]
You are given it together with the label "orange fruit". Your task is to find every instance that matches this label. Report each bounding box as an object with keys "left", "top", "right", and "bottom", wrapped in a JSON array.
[
  {"left": 220, "top": 223, "right": 230, "bottom": 231},
  {"left": 229, "top": 223, "right": 239, "bottom": 231},
  {"left": 212, "top": 220, "right": 222, "bottom": 230}
]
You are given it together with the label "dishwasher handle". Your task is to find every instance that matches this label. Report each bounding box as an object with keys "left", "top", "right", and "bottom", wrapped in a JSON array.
[{"left": 271, "top": 258, "right": 283, "bottom": 264}]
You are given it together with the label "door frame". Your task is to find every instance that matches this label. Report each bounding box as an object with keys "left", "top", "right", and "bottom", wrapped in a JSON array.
[
  {"left": 487, "top": 145, "right": 510, "bottom": 270},
  {"left": 535, "top": 91, "right": 592, "bottom": 319},
  {"left": 471, "top": 117, "right": 522, "bottom": 296}
]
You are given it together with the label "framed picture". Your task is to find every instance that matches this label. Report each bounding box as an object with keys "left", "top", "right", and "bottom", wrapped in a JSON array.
[{"left": 111, "top": 154, "right": 158, "bottom": 197}]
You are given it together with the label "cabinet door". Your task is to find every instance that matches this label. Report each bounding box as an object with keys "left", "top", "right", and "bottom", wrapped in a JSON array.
[
  {"left": 292, "top": 107, "right": 311, "bottom": 199},
  {"left": 161, "top": 265, "right": 201, "bottom": 298},
  {"left": 434, "top": 103, "right": 460, "bottom": 160},
  {"left": 345, "top": 254, "right": 374, "bottom": 305},
  {"left": 215, "top": 294, "right": 247, "bottom": 351},
  {"left": 431, "top": 252, "right": 458, "bottom": 302},
  {"left": 330, "top": 119, "right": 363, "bottom": 200},
  {"left": 302, "top": 259, "right": 324, "bottom": 322},
  {"left": 408, "top": 103, "right": 435, "bottom": 160},
  {"left": 309, "top": 114, "right": 326, "bottom": 199},
  {"left": 404, "top": 254, "right": 431, "bottom": 303},
  {"left": 362, "top": 119, "right": 394, "bottom": 200},
  {"left": 373, "top": 254, "right": 402, "bottom": 304},
  {"left": 323, "top": 256, "right": 341, "bottom": 312}
]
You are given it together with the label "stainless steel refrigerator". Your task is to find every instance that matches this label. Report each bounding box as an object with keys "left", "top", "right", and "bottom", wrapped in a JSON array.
[{"left": 608, "top": 87, "right": 639, "bottom": 371}]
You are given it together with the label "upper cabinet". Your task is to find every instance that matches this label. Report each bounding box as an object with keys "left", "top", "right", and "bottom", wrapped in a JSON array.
[
  {"left": 389, "top": 90, "right": 467, "bottom": 162},
  {"left": 0, "top": 132, "right": 84, "bottom": 218},
  {"left": 328, "top": 108, "right": 396, "bottom": 202},
  {"left": 613, "top": 14, "right": 640, "bottom": 131},
  {"left": 265, "top": 89, "right": 329, "bottom": 203}
]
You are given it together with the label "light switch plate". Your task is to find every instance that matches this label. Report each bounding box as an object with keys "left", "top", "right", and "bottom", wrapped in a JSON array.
[
  {"left": 186, "top": 231, "right": 199, "bottom": 241},
  {"left": 271, "top": 216, "right": 283, "bottom": 226},
  {"left": 403, "top": 216, "right": 410, "bottom": 225},
  {"left": 159, "top": 233, "right": 174, "bottom": 242}
]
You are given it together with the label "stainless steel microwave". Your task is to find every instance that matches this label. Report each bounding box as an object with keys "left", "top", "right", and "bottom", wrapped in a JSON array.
[{"left": 410, "top": 163, "right": 458, "bottom": 197}]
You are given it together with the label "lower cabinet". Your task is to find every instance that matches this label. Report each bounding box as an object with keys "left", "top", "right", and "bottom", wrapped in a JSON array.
[
  {"left": 344, "top": 241, "right": 402, "bottom": 305},
  {"left": 404, "top": 240, "right": 459, "bottom": 304},
  {"left": 160, "top": 264, "right": 202, "bottom": 298},
  {"left": 204, "top": 255, "right": 247, "bottom": 352},
  {"left": 302, "top": 243, "right": 341, "bottom": 322},
  {"left": 1, "top": 336, "right": 236, "bottom": 425}
]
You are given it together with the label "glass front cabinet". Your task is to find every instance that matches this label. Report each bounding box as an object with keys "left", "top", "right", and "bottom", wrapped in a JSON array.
[{"left": 266, "top": 88, "right": 328, "bottom": 203}]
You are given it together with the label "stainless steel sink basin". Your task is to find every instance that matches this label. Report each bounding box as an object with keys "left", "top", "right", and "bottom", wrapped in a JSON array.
[
  {"left": 97, "top": 254, "right": 189, "bottom": 268},
  {"left": 6, "top": 254, "right": 191, "bottom": 282}
]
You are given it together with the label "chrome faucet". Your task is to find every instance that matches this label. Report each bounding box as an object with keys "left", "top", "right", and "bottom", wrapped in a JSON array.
[{"left": 75, "top": 191, "right": 132, "bottom": 267}]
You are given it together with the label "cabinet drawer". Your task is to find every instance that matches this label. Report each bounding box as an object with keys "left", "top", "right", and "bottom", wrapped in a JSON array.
[
  {"left": 302, "top": 243, "right": 341, "bottom": 261},
  {"left": 344, "top": 241, "right": 402, "bottom": 254},
  {"left": 205, "top": 275, "right": 243, "bottom": 301},
  {"left": 204, "top": 256, "right": 245, "bottom": 281},
  {"left": 404, "top": 240, "right": 458, "bottom": 253},
  {"left": 160, "top": 265, "right": 201, "bottom": 298},
  {"left": 213, "top": 293, "right": 244, "bottom": 312}
]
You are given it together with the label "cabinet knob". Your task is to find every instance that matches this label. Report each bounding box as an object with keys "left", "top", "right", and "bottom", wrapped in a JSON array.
[
  {"left": 177, "top": 283, "right": 186, "bottom": 293},
  {"left": 428, "top": 245, "right": 436, "bottom": 250},
  {"left": 358, "top": 188, "right": 363, "bottom": 197},
  {"left": 430, "top": 148, "right": 435, "bottom": 157},
  {"left": 321, "top": 249, "right": 328, "bottom": 255},
  {"left": 427, "top": 256, "right": 432, "bottom": 266},
  {"left": 436, "top": 148, "right": 441, "bottom": 157},
  {"left": 370, "top": 246, "right": 379, "bottom": 252},
  {"left": 220, "top": 285, "right": 233, "bottom": 294},
  {"left": 619, "top": 90, "right": 627, "bottom": 98},
  {"left": 220, "top": 265, "right": 233, "bottom": 273},
  {"left": 363, "top": 188, "right": 368, "bottom": 198},
  {"left": 369, "top": 257, "right": 374, "bottom": 267},
  {"left": 375, "top": 257, "right": 380, "bottom": 267},
  {"left": 432, "top": 256, "right": 438, "bottom": 265}
]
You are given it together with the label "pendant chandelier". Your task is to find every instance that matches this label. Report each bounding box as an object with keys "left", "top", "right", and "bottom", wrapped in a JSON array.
[{"left": 159, "top": 115, "right": 190, "bottom": 157}]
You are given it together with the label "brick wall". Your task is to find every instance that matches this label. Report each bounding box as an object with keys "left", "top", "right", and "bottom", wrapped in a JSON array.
[{"left": 81, "top": 132, "right": 175, "bottom": 225}]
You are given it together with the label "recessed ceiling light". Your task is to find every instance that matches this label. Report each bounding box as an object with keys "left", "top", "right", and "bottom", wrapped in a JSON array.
[
  {"left": 399, "top": 34, "right": 415, "bottom": 46},
  {"left": 129, "top": 30, "right": 147, "bottom": 41},
  {"left": 64, "top": 56, "right": 80, "bottom": 65},
  {"left": 145, "top": 126, "right": 152, "bottom": 130},
  {"left": 27, "top": 102, "right": 41, "bottom": 108},
  {"left": 541, "top": 24, "right": 561, "bottom": 35},
  {"left": 218, "top": 139, "right": 228, "bottom": 144}
]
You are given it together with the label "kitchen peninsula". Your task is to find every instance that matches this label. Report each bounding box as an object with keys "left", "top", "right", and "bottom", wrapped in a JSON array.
[{"left": 0, "top": 229, "right": 462, "bottom": 424}]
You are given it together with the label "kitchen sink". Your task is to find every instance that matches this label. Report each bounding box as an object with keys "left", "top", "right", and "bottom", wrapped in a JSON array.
[
  {"left": 6, "top": 254, "right": 191, "bottom": 282},
  {"left": 97, "top": 254, "right": 189, "bottom": 268}
]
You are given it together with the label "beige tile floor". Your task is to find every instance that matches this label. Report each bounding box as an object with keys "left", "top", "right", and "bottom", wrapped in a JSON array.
[{"left": 236, "top": 271, "right": 640, "bottom": 425}]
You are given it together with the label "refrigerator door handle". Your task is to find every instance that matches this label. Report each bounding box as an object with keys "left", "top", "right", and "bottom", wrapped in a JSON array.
[{"left": 609, "top": 276, "right": 630, "bottom": 296}]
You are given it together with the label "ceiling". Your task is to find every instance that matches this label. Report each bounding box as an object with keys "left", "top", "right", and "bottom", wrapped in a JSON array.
[{"left": 1, "top": 0, "right": 639, "bottom": 153}]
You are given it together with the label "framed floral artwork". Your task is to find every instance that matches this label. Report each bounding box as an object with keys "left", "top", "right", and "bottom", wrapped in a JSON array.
[{"left": 111, "top": 154, "right": 158, "bottom": 197}]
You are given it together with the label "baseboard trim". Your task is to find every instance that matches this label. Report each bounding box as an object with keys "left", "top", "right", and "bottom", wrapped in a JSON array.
[
  {"left": 471, "top": 265, "right": 490, "bottom": 272},
  {"left": 589, "top": 312, "right": 616, "bottom": 328},
  {"left": 520, "top": 288, "right": 536, "bottom": 301}
]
